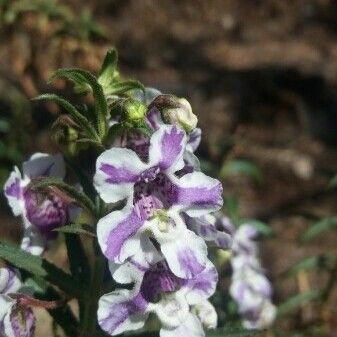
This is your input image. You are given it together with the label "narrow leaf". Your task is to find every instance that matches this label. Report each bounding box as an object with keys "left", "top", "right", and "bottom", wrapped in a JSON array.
[
  {"left": 284, "top": 255, "right": 337, "bottom": 278},
  {"left": 98, "top": 48, "right": 119, "bottom": 89},
  {"left": 55, "top": 223, "right": 96, "bottom": 237},
  {"left": 107, "top": 80, "right": 145, "bottom": 96},
  {"left": 33, "top": 94, "right": 99, "bottom": 141},
  {"left": 0, "top": 241, "right": 84, "bottom": 299},
  {"left": 277, "top": 290, "right": 321, "bottom": 316},
  {"left": 240, "top": 219, "right": 273, "bottom": 236},
  {"left": 31, "top": 177, "right": 97, "bottom": 217},
  {"left": 302, "top": 217, "right": 337, "bottom": 242},
  {"left": 50, "top": 68, "right": 108, "bottom": 137}
]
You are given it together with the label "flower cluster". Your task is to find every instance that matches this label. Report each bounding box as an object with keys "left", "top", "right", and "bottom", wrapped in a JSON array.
[
  {"left": 230, "top": 224, "right": 277, "bottom": 329},
  {"left": 1, "top": 55, "right": 276, "bottom": 336},
  {"left": 95, "top": 93, "right": 224, "bottom": 336},
  {"left": 186, "top": 212, "right": 276, "bottom": 328}
]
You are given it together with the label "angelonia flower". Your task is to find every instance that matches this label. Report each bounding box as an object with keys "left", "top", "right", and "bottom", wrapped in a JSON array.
[
  {"left": 95, "top": 94, "right": 224, "bottom": 336},
  {"left": 0, "top": 267, "right": 35, "bottom": 337},
  {"left": 98, "top": 247, "right": 218, "bottom": 337},
  {"left": 230, "top": 225, "right": 276, "bottom": 329},
  {"left": 184, "top": 213, "right": 276, "bottom": 329},
  {"left": 3, "top": 153, "right": 78, "bottom": 255}
]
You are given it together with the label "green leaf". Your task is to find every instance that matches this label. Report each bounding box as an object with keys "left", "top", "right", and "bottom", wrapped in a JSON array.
[
  {"left": 277, "top": 290, "right": 322, "bottom": 316},
  {"left": 0, "top": 241, "right": 84, "bottom": 299},
  {"left": 33, "top": 94, "right": 99, "bottom": 141},
  {"left": 220, "top": 160, "right": 263, "bottom": 183},
  {"left": 224, "top": 196, "right": 239, "bottom": 224},
  {"left": 302, "top": 217, "right": 337, "bottom": 242},
  {"left": 328, "top": 174, "right": 337, "bottom": 188},
  {"left": 240, "top": 219, "right": 273, "bottom": 236},
  {"left": 283, "top": 254, "right": 337, "bottom": 278},
  {"left": 50, "top": 68, "right": 108, "bottom": 137},
  {"left": 98, "top": 48, "right": 119, "bottom": 90},
  {"left": 31, "top": 177, "right": 97, "bottom": 217},
  {"left": 107, "top": 80, "right": 145, "bottom": 96},
  {"left": 55, "top": 223, "right": 95, "bottom": 237}
]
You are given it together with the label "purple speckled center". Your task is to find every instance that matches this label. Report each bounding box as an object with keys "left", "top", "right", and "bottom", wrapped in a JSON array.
[
  {"left": 24, "top": 189, "right": 68, "bottom": 233},
  {"left": 10, "top": 305, "right": 36, "bottom": 337},
  {"left": 140, "top": 261, "right": 184, "bottom": 302}
]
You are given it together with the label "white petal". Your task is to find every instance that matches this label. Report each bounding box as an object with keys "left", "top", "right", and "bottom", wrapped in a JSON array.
[
  {"left": 23, "top": 153, "right": 65, "bottom": 180},
  {"left": 3, "top": 167, "right": 23, "bottom": 216},
  {"left": 97, "top": 206, "right": 145, "bottom": 263},
  {"left": 20, "top": 226, "right": 46, "bottom": 256},
  {"left": 149, "top": 125, "right": 186, "bottom": 173},
  {"left": 0, "top": 268, "right": 21, "bottom": 294},
  {"left": 94, "top": 148, "right": 148, "bottom": 203},
  {"left": 160, "top": 313, "right": 205, "bottom": 337},
  {"left": 98, "top": 289, "right": 149, "bottom": 336}
]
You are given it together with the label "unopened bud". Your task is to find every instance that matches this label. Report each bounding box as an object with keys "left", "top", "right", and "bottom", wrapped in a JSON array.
[
  {"left": 193, "top": 300, "right": 218, "bottom": 329},
  {"left": 125, "top": 100, "right": 147, "bottom": 123},
  {"left": 162, "top": 97, "right": 197, "bottom": 132}
]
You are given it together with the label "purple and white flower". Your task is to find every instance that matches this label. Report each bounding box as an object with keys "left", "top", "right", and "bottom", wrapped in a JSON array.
[
  {"left": 230, "top": 225, "right": 276, "bottom": 329},
  {"left": 185, "top": 213, "right": 234, "bottom": 250},
  {"left": 0, "top": 268, "right": 35, "bottom": 337},
  {"left": 94, "top": 125, "right": 222, "bottom": 278},
  {"left": 98, "top": 252, "right": 218, "bottom": 337},
  {"left": 3, "top": 153, "right": 78, "bottom": 255}
]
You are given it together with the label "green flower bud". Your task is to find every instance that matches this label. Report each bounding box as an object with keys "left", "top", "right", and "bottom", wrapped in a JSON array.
[
  {"left": 125, "top": 100, "right": 147, "bottom": 122},
  {"left": 162, "top": 97, "right": 198, "bottom": 132}
]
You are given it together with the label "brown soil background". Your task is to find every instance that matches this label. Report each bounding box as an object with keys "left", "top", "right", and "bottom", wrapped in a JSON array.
[{"left": 0, "top": 1, "right": 337, "bottom": 336}]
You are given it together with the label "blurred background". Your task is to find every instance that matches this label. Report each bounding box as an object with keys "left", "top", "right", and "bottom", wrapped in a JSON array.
[{"left": 0, "top": 1, "right": 336, "bottom": 336}]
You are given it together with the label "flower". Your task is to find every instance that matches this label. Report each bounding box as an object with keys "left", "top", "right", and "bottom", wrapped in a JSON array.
[
  {"left": 161, "top": 97, "right": 198, "bottom": 132},
  {"left": 230, "top": 225, "right": 276, "bottom": 329},
  {"left": 0, "top": 268, "right": 35, "bottom": 337},
  {"left": 184, "top": 213, "right": 234, "bottom": 250},
  {"left": 3, "top": 153, "right": 78, "bottom": 255},
  {"left": 95, "top": 124, "right": 222, "bottom": 278},
  {"left": 98, "top": 250, "right": 218, "bottom": 337}
]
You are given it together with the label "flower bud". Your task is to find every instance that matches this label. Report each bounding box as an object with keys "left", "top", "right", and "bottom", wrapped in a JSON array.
[
  {"left": 23, "top": 188, "right": 68, "bottom": 234},
  {"left": 125, "top": 100, "right": 147, "bottom": 123},
  {"left": 161, "top": 97, "right": 197, "bottom": 132}
]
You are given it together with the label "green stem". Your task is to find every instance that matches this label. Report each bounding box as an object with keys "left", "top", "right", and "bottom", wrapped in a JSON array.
[{"left": 80, "top": 249, "right": 105, "bottom": 337}]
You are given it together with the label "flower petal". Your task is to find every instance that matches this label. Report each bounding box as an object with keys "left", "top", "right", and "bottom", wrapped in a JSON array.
[
  {"left": 146, "top": 106, "right": 163, "bottom": 130},
  {"left": 185, "top": 261, "right": 218, "bottom": 305},
  {"left": 22, "top": 153, "right": 65, "bottom": 180},
  {"left": 98, "top": 290, "right": 149, "bottom": 336},
  {"left": 0, "top": 268, "right": 21, "bottom": 295},
  {"left": 160, "top": 313, "right": 204, "bottom": 337},
  {"left": 20, "top": 226, "right": 46, "bottom": 256},
  {"left": 149, "top": 125, "right": 186, "bottom": 173},
  {"left": 97, "top": 206, "right": 144, "bottom": 262},
  {"left": 170, "top": 172, "right": 223, "bottom": 216},
  {"left": 109, "top": 238, "right": 162, "bottom": 284},
  {"left": 186, "top": 128, "right": 201, "bottom": 153},
  {"left": 95, "top": 148, "right": 147, "bottom": 203},
  {"left": 3, "top": 167, "right": 23, "bottom": 216}
]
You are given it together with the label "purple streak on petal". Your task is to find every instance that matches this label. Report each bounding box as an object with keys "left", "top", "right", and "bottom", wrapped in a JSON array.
[
  {"left": 105, "top": 210, "right": 144, "bottom": 260},
  {"left": 41, "top": 162, "right": 55, "bottom": 177},
  {"left": 1, "top": 268, "right": 18, "bottom": 294},
  {"left": 177, "top": 248, "right": 205, "bottom": 279},
  {"left": 5, "top": 178, "right": 21, "bottom": 199},
  {"left": 185, "top": 264, "right": 218, "bottom": 295},
  {"left": 146, "top": 107, "right": 162, "bottom": 130},
  {"left": 10, "top": 305, "right": 36, "bottom": 337},
  {"left": 100, "top": 163, "right": 140, "bottom": 184},
  {"left": 99, "top": 294, "right": 148, "bottom": 334},
  {"left": 159, "top": 126, "right": 184, "bottom": 171},
  {"left": 187, "top": 128, "right": 201, "bottom": 152},
  {"left": 177, "top": 182, "right": 223, "bottom": 209}
]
